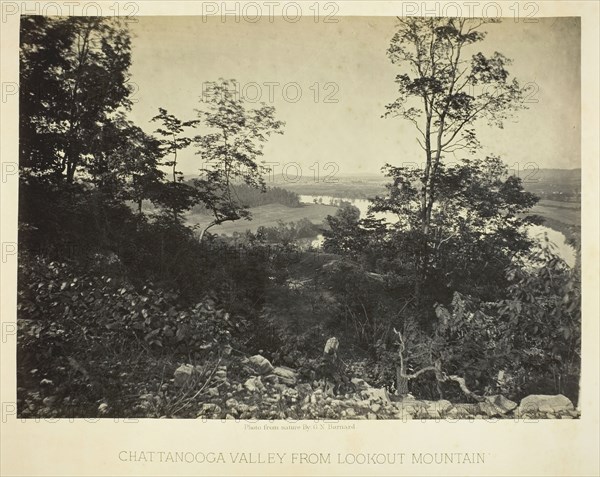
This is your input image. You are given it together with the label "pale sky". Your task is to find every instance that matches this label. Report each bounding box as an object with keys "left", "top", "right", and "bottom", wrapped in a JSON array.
[{"left": 127, "top": 16, "right": 581, "bottom": 177}]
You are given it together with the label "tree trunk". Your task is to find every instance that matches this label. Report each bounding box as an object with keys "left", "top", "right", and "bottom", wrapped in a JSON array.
[
  {"left": 396, "top": 365, "right": 409, "bottom": 396},
  {"left": 199, "top": 221, "right": 217, "bottom": 243},
  {"left": 395, "top": 328, "right": 410, "bottom": 396}
]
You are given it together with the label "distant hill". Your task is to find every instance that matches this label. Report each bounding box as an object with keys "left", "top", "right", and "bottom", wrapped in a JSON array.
[
  {"left": 271, "top": 168, "right": 582, "bottom": 203},
  {"left": 520, "top": 168, "right": 581, "bottom": 202}
]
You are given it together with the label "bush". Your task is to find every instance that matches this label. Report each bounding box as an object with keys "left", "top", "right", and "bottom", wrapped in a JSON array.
[{"left": 17, "top": 252, "right": 248, "bottom": 417}]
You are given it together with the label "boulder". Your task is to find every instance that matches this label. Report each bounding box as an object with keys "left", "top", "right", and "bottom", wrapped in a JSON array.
[
  {"left": 281, "top": 387, "right": 299, "bottom": 399},
  {"left": 198, "top": 403, "right": 221, "bottom": 417},
  {"left": 263, "top": 374, "right": 280, "bottom": 385},
  {"left": 42, "top": 396, "right": 57, "bottom": 407},
  {"left": 453, "top": 403, "right": 480, "bottom": 416},
  {"left": 207, "top": 387, "right": 219, "bottom": 397},
  {"left": 438, "top": 400, "right": 454, "bottom": 413},
  {"left": 244, "top": 376, "right": 265, "bottom": 393},
  {"left": 324, "top": 337, "right": 339, "bottom": 356},
  {"left": 174, "top": 364, "right": 195, "bottom": 387},
  {"left": 272, "top": 366, "right": 298, "bottom": 385},
  {"left": 361, "top": 387, "right": 391, "bottom": 405},
  {"left": 296, "top": 383, "right": 313, "bottom": 397},
  {"left": 248, "top": 355, "right": 274, "bottom": 375},
  {"left": 480, "top": 395, "right": 518, "bottom": 417},
  {"left": 519, "top": 394, "right": 575, "bottom": 415},
  {"left": 214, "top": 369, "right": 227, "bottom": 380},
  {"left": 421, "top": 408, "right": 440, "bottom": 420},
  {"left": 351, "top": 377, "right": 370, "bottom": 390}
]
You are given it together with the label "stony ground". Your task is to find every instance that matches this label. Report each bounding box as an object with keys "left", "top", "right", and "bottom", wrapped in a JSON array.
[{"left": 164, "top": 354, "right": 580, "bottom": 421}]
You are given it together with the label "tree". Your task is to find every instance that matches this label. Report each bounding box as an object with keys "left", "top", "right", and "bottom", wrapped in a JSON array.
[
  {"left": 150, "top": 108, "right": 201, "bottom": 219},
  {"left": 384, "top": 18, "right": 527, "bottom": 302},
  {"left": 192, "top": 79, "right": 285, "bottom": 241},
  {"left": 87, "top": 116, "right": 165, "bottom": 214},
  {"left": 497, "top": 236, "right": 581, "bottom": 401},
  {"left": 370, "top": 157, "right": 541, "bottom": 303},
  {"left": 323, "top": 203, "right": 367, "bottom": 256},
  {"left": 20, "top": 16, "right": 134, "bottom": 183},
  {"left": 151, "top": 108, "right": 199, "bottom": 183}
]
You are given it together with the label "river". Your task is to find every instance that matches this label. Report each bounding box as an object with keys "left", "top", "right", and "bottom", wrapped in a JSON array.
[{"left": 300, "top": 195, "right": 577, "bottom": 268}]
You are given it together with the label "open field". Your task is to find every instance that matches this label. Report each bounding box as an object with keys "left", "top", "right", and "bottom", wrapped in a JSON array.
[
  {"left": 186, "top": 203, "right": 338, "bottom": 235},
  {"left": 185, "top": 197, "right": 581, "bottom": 238},
  {"left": 536, "top": 199, "right": 580, "bottom": 209},
  {"left": 533, "top": 200, "right": 581, "bottom": 227}
]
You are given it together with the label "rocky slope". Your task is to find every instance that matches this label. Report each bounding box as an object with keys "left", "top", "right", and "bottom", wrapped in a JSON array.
[{"left": 168, "top": 354, "right": 580, "bottom": 421}]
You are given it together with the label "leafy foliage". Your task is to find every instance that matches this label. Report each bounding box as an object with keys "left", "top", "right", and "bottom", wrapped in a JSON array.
[
  {"left": 17, "top": 252, "right": 247, "bottom": 417},
  {"left": 190, "top": 183, "right": 301, "bottom": 212},
  {"left": 385, "top": 18, "right": 528, "bottom": 303},
  {"left": 192, "top": 79, "right": 285, "bottom": 239},
  {"left": 20, "top": 16, "right": 134, "bottom": 183}
]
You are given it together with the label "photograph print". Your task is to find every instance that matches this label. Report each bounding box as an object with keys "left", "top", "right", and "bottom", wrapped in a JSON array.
[{"left": 17, "top": 13, "right": 581, "bottom": 421}]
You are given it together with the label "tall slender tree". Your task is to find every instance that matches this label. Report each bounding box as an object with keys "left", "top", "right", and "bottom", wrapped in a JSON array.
[
  {"left": 151, "top": 108, "right": 199, "bottom": 183},
  {"left": 193, "top": 79, "right": 285, "bottom": 241},
  {"left": 383, "top": 18, "right": 527, "bottom": 302}
]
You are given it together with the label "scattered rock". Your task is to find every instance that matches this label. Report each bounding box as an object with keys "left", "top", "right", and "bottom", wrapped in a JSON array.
[
  {"left": 263, "top": 374, "right": 280, "bottom": 385},
  {"left": 198, "top": 403, "right": 221, "bottom": 416},
  {"left": 480, "top": 395, "right": 518, "bottom": 416},
  {"left": 244, "top": 376, "right": 265, "bottom": 393},
  {"left": 248, "top": 355, "right": 274, "bottom": 375},
  {"left": 297, "top": 383, "right": 313, "bottom": 397},
  {"left": 361, "top": 387, "right": 391, "bottom": 405},
  {"left": 207, "top": 387, "right": 219, "bottom": 397},
  {"left": 214, "top": 370, "right": 227, "bottom": 380},
  {"left": 281, "top": 388, "right": 299, "bottom": 399},
  {"left": 351, "top": 377, "right": 370, "bottom": 390},
  {"left": 519, "top": 395, "right": 575, "bottom": 415},
  {"left": 453, "top": 403, "right": 480, "bottom": 415},
  {"left": 42, "top": 396, "right": 57, "bottom": 407},
  {"left": 174, "top": 364, "right": 195, "bottom": 387},
  {"left": 423, "top": 408, "right": 440, "bottom": 420},
  {"left": 226, "top": 398, "right": 238, "bottom": 408},
  {"left": 272, "top": 366, "right": 298, "bottom": 385},
  {"left": 436, "top": 400, "right": 454, "bottom": 414},
  {"left": 277, "top": 376, "right": 296, "bottom": 386}
]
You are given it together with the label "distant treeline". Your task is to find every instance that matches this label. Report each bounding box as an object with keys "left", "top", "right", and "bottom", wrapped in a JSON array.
[{"left": 190, "top": 183, "right": 301, "bottom": 214}]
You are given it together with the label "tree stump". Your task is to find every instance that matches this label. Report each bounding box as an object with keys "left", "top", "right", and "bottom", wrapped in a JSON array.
[{"left": 322, "top": 337, "right": 342, "bottom": 396}]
